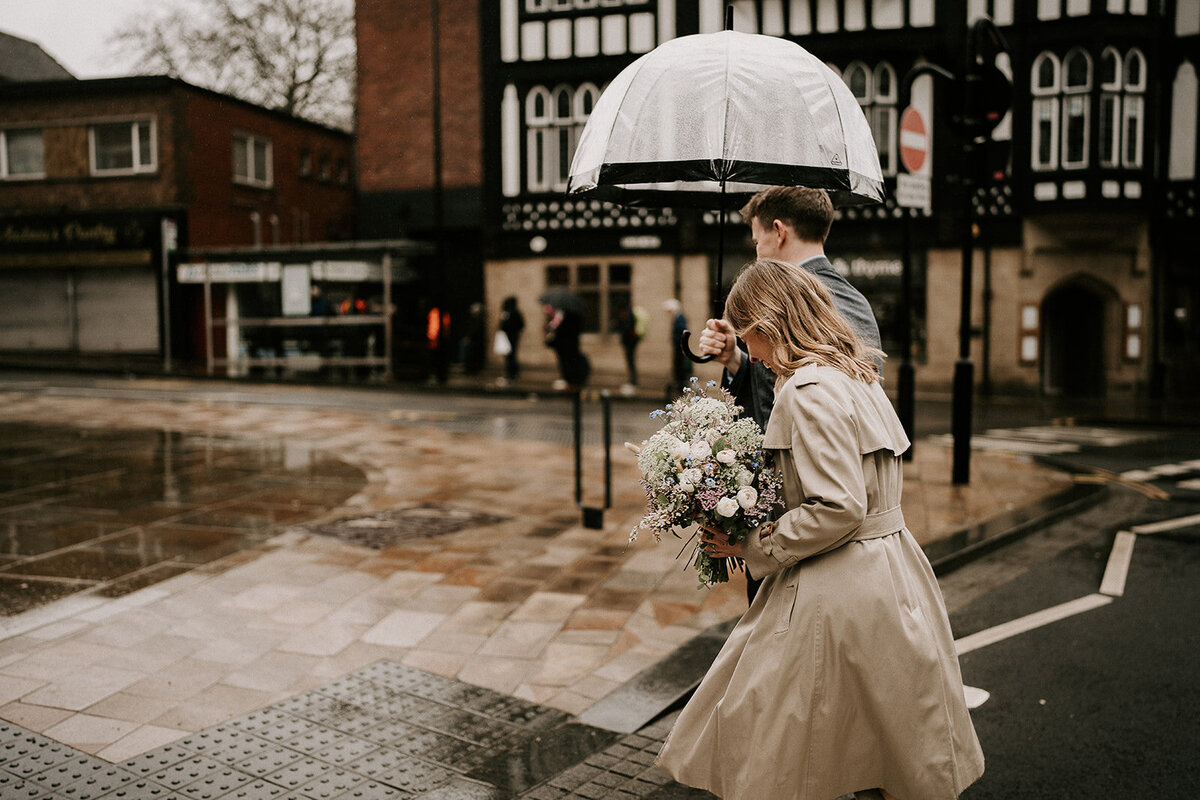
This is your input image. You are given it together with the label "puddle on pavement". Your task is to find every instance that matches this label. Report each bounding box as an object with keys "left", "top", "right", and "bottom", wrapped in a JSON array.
[{"left": 0, "top": 422, "right": 365, "bottom": 617}]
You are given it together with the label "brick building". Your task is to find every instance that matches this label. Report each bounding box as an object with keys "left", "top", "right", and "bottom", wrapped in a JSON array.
[
  {"left": 0, "top": 75, "right": 355, "bottom": 372},
  {"left": 356, "top": 0, "right": 1200, "bottom": 401}
]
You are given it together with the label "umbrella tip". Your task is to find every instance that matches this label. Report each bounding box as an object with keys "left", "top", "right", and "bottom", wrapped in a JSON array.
[{"left": 725, "top": 4, "right": 733, "bottom": 30}]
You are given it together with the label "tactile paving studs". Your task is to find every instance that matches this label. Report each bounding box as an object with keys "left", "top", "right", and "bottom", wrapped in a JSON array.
[
  {"left": 122, "top": 744, "right": 196, "bottom": 777},
  {"left": 56, "top": 765, "right": 139, "bottom": 800}
]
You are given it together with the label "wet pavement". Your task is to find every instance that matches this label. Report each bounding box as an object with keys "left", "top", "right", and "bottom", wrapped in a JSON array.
[
  {"left": 0, "top": 423, "right": 365, "bottom": 616},
  {"left": 0, "top": 373, "right": 1082, "bottom": 798}
]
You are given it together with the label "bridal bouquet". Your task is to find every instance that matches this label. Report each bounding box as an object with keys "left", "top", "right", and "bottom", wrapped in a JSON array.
[{"left": 628, "top": 379, "right": 784, "bottom": 587}]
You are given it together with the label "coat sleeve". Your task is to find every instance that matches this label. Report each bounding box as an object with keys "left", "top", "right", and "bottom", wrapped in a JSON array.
[{"left": 741, "top": 378, "right": 867, "bottom": 580}]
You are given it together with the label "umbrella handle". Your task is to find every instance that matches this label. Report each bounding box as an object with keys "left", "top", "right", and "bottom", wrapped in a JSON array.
[{"left": 679, "top": 330, "right": 716, "bottom": 364}]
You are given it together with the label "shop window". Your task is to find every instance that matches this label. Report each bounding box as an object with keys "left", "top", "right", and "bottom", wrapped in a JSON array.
[
  {"left": 90, "top": 119, "right": 156, "bottom": 175},
  {"left": 1, "top": 128, "right": 44, "bottom": 179},
  {"left": 544, "top": 261, "right": 632, "bottom": 334},
  {"left": 233, "top": 132, "right": 273, "bottom": 188}
]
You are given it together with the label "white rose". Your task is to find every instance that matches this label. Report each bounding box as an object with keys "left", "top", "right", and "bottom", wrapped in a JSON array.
[
  {"left": 670, "top": 439, "right": 690, "bottom": 461},
  {"left": 704, "top": 428, "right": 723, "bottom": 445},
  {"left": 690, "top": 440, "right": 712, "bottom": 461},
  {"left": 715, "top": 449, "right": 737, "bottom": 465},
  {"left": 738, "top": 469, "right": 754, "bottom": 487},
  {"left": 678, "top": 467, "right": 703, "bottom": 492},
  {"left": 736, "top": 486, "right": 758, "bottom": 509},
  {"left": 716, "top": 497, "right": 740, "bottom": 517}
]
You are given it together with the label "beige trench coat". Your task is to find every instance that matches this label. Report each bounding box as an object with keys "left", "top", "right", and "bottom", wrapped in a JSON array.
[{"left": 657, "top": 365, "right": 984, "bottom": 800}]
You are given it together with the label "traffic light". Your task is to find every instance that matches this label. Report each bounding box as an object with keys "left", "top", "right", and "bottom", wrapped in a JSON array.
[
  {"left": 963, "top": 62, "right": 1012, "bottom": 138},
  {"left": 954, "top": 19, "right": 1013, "bottom": 141}
]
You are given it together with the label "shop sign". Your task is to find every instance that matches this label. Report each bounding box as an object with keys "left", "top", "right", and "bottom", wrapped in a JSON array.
[
  {"left": 310, "top": 260, "right": 382, "bottom": 281},
  {"left": 0, "top": 215, "right": 150, "bottom": 251},
  {"left": 830, "top": 256, "right": 903, "bottom": 282},
  {"left": 177, "top": 262, "right": 283, "bottom": 283}
]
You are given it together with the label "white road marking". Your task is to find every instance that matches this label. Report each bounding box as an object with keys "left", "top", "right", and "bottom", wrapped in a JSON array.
[
  {"left": 954, "top": 594, "right": 1113, "bottom": 656},
  {"left": 1131, "top": 513, "right": 1200, "bottom": 534},
  {"left": 1099, "top": 531, "right": 1137, "bottom": 597},
  {"left": 963, "top": 685, "right": 991, "bottom": 709}
]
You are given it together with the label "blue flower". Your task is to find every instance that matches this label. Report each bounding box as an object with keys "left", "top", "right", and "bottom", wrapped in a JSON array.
[{"left": 706, "top": 380, "right": 717, "bottom": 387}]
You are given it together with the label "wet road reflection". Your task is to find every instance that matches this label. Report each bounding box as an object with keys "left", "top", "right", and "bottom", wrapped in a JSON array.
[{"left": 0, "top": 423, "right": 365, "bottom": 616}]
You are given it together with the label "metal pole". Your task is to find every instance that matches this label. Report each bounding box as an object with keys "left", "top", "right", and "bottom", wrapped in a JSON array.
[
  {"left": 602, "top": 392, "right": 612, "bottom": 509},
  {"left": 952, "top": 142, "right": 976, "bottom": 485},
  {"left": 573, "top": 391, "right": 583, "bottom": 506},
  {"left": 899, "top": 211, "right": 915, "bottom": 461}
]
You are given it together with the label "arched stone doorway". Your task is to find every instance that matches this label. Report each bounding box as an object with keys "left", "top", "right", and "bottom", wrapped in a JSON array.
[{"left": 1041, "top": 279, "right": 1111, "bottom": 397}]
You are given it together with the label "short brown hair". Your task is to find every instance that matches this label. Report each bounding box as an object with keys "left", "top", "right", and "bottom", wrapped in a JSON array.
[{"left": 739, "top": 187, "right": 834, "bottom": 244}]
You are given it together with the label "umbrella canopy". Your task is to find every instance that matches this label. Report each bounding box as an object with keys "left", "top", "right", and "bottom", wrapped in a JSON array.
[
  {"left": 538, "top": 290, "right": 584, "bottom": 316},
  {"left": 567, "top": 30, "right": 885, "bottom": 210}
]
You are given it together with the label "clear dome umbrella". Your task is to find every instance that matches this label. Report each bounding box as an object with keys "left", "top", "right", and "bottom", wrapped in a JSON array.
[{"left": 567, "top": 20, "right": 884, "bottom": 361}]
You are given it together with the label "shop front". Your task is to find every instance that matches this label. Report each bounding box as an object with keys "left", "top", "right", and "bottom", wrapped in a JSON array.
[
  {"left": 179, "top": 242, "right": 428, "bottom": 382},
  {"left": 0, "top": 211, "right": 175, "bottom": 369}
]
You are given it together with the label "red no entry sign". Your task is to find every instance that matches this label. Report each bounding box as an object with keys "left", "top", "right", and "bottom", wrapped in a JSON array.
[{"left": 899, "top": 106, "right": 928, "bottom": 174}]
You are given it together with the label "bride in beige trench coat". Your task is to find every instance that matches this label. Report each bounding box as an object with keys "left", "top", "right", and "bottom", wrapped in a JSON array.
[{"left": 657, "top": 258, "right": 984, "bottom": 800}]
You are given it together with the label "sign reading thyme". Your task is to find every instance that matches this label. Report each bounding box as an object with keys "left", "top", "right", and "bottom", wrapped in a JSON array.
[{"left": 0, "top": 215, "right": 151, "bottom": 251}]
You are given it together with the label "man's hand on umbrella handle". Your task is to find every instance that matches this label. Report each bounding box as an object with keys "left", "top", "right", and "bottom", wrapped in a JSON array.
[{"left": 698, "top": 319, "right": 742, "bottom": 374}]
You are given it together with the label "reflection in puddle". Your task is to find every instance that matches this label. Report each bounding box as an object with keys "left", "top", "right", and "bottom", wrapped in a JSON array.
[{"left": 0, "top": 423, "right": 365, "bottom": 616}]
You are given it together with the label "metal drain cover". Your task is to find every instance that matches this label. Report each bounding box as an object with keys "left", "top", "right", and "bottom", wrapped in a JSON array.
[{"left": 309, "top": 504, "right": 509, "bottom": 548}]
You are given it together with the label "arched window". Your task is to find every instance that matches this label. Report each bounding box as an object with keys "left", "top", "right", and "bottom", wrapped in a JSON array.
[
  {"left": 1031, "top": 52, "right": 1061, "bottom": 170},
  {"left": 1098, "top": 48, "right": 1146, "bottom": 169},
  {"left": 525, "top": 84, "right": 597, "bottom": 193},
  {"left": 525, "top": 86, "right": 554, "bottom": 192},
  {"left": 1061, "top": 48, "right": 1092, "bottom": 168},
  {"left": 1122, "top": 49, "right": 1146, "bottom": 168},
  {"left": 842, "top": 61, "right": 897, "bottom": 176},
  {"left": 872, "top": 63, "right": 898, "bottom": 176}
]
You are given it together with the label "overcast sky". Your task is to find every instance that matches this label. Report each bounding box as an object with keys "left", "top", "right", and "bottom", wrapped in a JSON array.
[{"left": 1, "top": 0, "right": 163, "bottom": 77}]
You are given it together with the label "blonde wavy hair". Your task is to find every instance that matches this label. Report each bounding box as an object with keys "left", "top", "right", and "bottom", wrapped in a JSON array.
[{"left": 724, "top": 258, "right": 883, "bottom": 383}]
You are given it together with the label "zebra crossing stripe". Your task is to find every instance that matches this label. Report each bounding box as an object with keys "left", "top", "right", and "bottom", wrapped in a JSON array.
[
  {"left": 1099, "top": 531, "right": 1136, "bottom": 597},
  {"left": 1130, "top": 513, "right": 1200, "bottom": 534},
  {"left": 954, "top": 594, "right": 1114, "bottom": 656}
]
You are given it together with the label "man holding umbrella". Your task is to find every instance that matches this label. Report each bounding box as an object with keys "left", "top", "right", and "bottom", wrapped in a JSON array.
[{"left": 698, "top": 186, "right": 882, "bottom": 602}]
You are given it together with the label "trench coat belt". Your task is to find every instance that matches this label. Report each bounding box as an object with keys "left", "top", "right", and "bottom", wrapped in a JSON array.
[{"left": 851, "top": 506, "right": 906, "bottom": 541}]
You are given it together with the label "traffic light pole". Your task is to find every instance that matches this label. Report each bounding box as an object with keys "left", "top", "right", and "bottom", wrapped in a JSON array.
[{"left": 952, "top": 142, "right": 977, "bottom": 485}]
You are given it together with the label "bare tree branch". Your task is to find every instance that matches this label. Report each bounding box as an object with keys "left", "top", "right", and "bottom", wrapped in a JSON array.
[{"left": 106, "top": 0, "right": 355, "bottom": 130}]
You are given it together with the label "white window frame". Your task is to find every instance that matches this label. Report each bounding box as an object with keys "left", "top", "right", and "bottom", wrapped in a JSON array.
[
  {"left": 1031, "top": 52, "right": 1061, "bottom": 171},
  {"left": 1, "top": 127, "right": 46, "bottom": 180},
  {"left": 89, "top": 119, "right": 157, "bottom": 176},
  {"left": 1099, "top": 48, "right": 1123, "bottom": 167},
  {"left": 233, "top": 131, "right": 273, "bottom": 188},
  {"left": 1061, "top": 48, "right": 1092, "bottom": 170}
]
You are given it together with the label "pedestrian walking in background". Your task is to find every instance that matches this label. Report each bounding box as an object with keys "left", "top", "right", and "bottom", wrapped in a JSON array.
[
  {"left": 663, "top": 298, "right": 691, "bottom": 394},
  {"left": 423, "top": 300, "right": 451, "bottom": 385},
  {"left": 616, "top": 301, "right": 647, "bottom": 395},
  {"left": 497, "top": 296, "right": 525, "bottom": 384},
  {"left": 461, "top": 302, "right": 486, "bottom": 375},
  {"left": 699, "top": 185, "right": 883, "bottom": 605},
  {"left": 543, "top": 301, "right": 590, "bottom": 391},
  {"left": 659, "top": 258, "right": 983, "bottom": 800}
]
